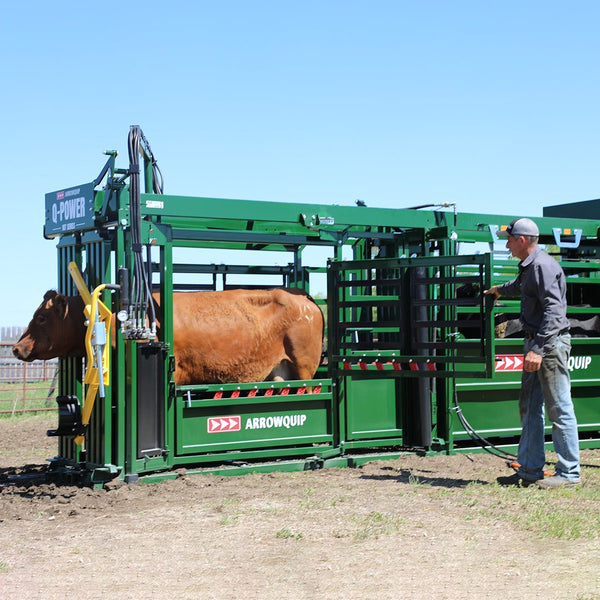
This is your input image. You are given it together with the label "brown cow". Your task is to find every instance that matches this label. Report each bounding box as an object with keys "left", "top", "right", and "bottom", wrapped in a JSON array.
[{"left": 13, "top": 288, "right": 324, "bottom": 386}]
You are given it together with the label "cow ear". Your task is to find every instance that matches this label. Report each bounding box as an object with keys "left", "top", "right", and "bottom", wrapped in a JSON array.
[
  {"left": 52, "top": 293, "right": 69, "bottom": 319},
  {"left": 43, "top": 290, "right": 58, "bottom": 302}
]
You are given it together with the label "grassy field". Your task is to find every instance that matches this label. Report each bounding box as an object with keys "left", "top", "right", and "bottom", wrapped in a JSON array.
[{"left": 412, "top": 460, "right": 600, "bottom": 541}]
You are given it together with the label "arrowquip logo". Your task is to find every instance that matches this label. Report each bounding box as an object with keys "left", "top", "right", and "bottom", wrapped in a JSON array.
[
  {"left": 495, "top": 355, "right": 523, "bottom": 372},
  {"left": 496, "top": 354, "right": 593, "bottom": 373},
  {"left": 207, "top": 414, "right": 308, "bottom": 433},
  {"left": 207, "top": 416, "right": 241, "bottom": 433},
  {"left": 568, "top": 356, "right": 592, "bottom": 372},
  {"left": 245, "top": 414, "right": 307, "bottom": 430}
]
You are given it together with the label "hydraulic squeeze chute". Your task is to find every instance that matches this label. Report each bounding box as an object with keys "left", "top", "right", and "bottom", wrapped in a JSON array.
[{"left": 47, "top": 126, "right": 161, "bottom": 446}]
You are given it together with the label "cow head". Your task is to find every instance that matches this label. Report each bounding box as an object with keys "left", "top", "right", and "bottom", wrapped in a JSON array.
[{"left": 12, "top": 291, "right": 86, "bottom": 361}]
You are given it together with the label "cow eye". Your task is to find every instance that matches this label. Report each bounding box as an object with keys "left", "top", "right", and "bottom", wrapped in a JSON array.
[{"left": 36, "top": 314, "right": 47, "bottom": 326}]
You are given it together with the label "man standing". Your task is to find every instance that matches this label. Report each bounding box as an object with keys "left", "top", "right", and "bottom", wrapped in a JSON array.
[{"left": 484, "top": 217, "right": 581, "bottom": 488}]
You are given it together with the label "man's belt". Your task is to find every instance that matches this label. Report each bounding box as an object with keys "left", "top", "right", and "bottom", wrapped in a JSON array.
[{"left": 523, "top": 328, "right": 569, "bottom": 340}]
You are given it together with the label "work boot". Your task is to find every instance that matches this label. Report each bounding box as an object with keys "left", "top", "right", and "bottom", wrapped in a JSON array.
[
  {"left": 496, "top": 473, "right": 541, "bottom": 488},
  {"left": 536, "top": 476, "right": 581, "bottom": 489}
]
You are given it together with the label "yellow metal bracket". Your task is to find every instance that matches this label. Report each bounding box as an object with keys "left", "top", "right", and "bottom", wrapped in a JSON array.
[
  {"left": 68, "top": 262, "right": 92, "bottom": 306},
  {"left": 68, "top": 262, "right": 112, "bottom": 446}
]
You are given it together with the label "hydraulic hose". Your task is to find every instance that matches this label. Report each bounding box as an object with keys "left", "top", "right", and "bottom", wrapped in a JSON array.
[{"left": 127, "top": 126, "right": 161, "bottom": 337}]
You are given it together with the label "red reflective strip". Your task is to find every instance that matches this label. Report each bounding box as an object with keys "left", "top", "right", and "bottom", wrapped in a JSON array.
[
  {"left": 343, "top": 361, "right": 351, "bottom": 370},
  {"left": 247, "top": 389, "right": 258, "bottom": 397},
  {"left": 280, "top": 387, "right": 290, "bottom": 396},
  {"left": 230, "top": 390, "right": 240, "bottom": 398},
  {"left": 214, "top": 391, "right": 223, "bottom": 399},
  {"left": 426, "top": 362, "right": 436, "bottom": 372},
  {"left": 313, "top": 386, "right": 322, "bottom": 394},
  {"left": 375, "top": 360, "right": 384, "bottom": 370},
  {"left": 297, "top": 387, "right": 306, "bottom": 394},
  {"left": 392, "top": 361, "right": 401, "bottom": 371},
  {"left": 358, "top": 361, "right": 368, "bottom": 370},
  {"left": 409, "top": 362, "right": 419, "bottom": 371},
  {"left": 264, "top": 388, "right": 274, "bottom": 396}
]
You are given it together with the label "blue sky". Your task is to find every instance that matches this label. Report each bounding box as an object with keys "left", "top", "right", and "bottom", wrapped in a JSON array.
[{"left": 2, "top": 1, "right": 600, "bottom": 327}]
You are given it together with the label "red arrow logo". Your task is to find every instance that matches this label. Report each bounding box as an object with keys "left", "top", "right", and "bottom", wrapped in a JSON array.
[
  {"left": 207, "top": 416, "right": 241, "bottom": 433},
  {"left": 495, "top": 355, "right": 524, "bottom": 372}
]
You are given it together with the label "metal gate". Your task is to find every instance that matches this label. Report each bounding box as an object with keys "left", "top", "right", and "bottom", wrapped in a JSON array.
[{"left": 327, "top": 254, "right": 493, "bottom": 450}]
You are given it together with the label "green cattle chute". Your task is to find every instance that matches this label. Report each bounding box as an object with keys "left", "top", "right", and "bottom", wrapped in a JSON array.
[{"left": 44, "top": 126, "right": 600, "bottom": 486}]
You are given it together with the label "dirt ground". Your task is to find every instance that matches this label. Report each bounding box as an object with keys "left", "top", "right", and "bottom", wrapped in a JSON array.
[{"left": 0, "top": 416, "right": 599, "bottom": 600}]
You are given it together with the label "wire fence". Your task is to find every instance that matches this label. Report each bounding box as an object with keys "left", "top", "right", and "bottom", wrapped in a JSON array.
[{"left": 0, "top": 343, "right": 58, "bottom": 415}]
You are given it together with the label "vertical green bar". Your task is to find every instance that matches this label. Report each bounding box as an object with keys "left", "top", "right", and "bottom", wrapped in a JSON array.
[
  {"left": 161, "top": 239, "right": 175, "bottom": 470},
  {"left": 114, "top": 224, "right": 127, "bottom": 474},
  {"left": 124, "top": 340, "right": 137, "bottom": 476},
  {"left": 56, "top": 235, "right": 84, "bottom": 463},
  {"left": 327, "top": 260, "right": 345, "bottom": 448},
  {"left": 143, "top": 156, "right": 154, "bottom": 193},
  {"left": 483, "top": 252, "right": 494, "bottom": 378}
]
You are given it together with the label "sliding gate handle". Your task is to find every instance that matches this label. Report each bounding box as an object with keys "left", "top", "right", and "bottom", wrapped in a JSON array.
[{"left": 552, "top": 228, "right": 582, "bottom": 249}]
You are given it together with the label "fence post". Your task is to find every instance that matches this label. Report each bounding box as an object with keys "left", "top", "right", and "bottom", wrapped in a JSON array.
[{"left": 22, "top": 362, "right": 27, "bottom": 414}]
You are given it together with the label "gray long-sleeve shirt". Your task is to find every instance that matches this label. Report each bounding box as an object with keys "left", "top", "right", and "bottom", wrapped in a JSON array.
[{"left": 497, "top": 246, "right": 570, "bottom": 356}]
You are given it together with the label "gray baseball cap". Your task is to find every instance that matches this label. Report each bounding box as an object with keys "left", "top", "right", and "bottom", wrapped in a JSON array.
[{"left": 497, "top": 217, "right": 539, "bottom": 238}]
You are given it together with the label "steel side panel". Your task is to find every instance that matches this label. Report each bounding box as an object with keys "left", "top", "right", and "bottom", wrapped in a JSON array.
[
  {"left": 175, "top": 395, "right": 333, "bottom": 455},
  {"left": 344, "top": 378, "right": 402, "bottom": 441},
  {"left": 454, "top": 338, "right": 600, "bottom": 440}
]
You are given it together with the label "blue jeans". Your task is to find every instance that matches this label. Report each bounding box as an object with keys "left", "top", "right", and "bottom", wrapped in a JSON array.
[{"left": 517, "top": 332, "right": 581, "bottom": 481}]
